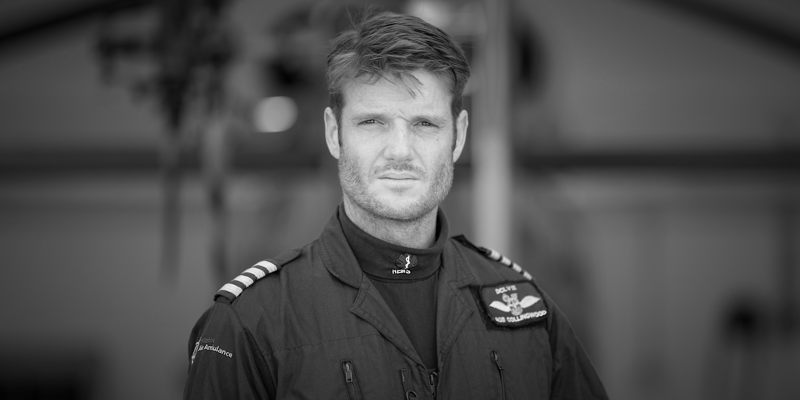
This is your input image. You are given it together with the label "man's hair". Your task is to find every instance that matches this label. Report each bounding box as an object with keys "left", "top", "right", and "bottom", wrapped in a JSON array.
[{"left": 326, "top": 12, "right": 470, "bottom": 121}]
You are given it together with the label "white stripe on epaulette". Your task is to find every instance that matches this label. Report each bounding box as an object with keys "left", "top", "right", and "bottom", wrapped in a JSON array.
[
  {"left": 215, "top": 260, "right": 279, "bottom": 301},
  {"left": 220, "top": 283, "right": 243, "bottom": 297},
  {"left": 482, "top": 246, "right": 534, "bottom": 281}
]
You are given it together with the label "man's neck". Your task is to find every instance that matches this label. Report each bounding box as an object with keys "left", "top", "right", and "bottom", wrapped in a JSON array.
[{"left": 342, "top": 200, "right": 438, "bottom": 249}]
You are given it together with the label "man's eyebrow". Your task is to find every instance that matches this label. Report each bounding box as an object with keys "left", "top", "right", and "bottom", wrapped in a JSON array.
[
  {"left": 349, "top": 112, "right": 387, "bottom": 121},
  {"left": 414, "top": 114, "right": 448, "bottom": 124},
  {"left": 348, "top": 111, "right": 450, "bottom": 124}
]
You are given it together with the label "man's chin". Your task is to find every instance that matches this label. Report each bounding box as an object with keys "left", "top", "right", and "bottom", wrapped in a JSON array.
[{"left": 369, "top": 196, "right": 430, "bottom": 221}]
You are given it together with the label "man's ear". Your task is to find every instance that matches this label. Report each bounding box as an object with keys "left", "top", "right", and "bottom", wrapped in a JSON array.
[
  {"left": 324, "top": 107, "right": 340, "bottom": 159},
  {"left": 452, "top": 109, "right": 468, "bottom": 162}
]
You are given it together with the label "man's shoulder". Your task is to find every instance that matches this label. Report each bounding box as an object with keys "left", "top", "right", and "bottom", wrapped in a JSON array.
[
  {"left": 448, "top": 234, "right": 535, "bottom": 282},
  {"left": 213, "top": 244, "right": 313, "bottom": 305}
]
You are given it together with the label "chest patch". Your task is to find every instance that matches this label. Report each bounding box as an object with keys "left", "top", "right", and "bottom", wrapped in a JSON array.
[{"left": 477, "top": 281, "right": 548, "bottom": 328}]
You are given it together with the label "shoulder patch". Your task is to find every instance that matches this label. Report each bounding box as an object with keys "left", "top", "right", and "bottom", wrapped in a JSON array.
[
  {"left": 214, "top": 249, "right": 301, "bottom": 303},
  {"left": 453, "top": 235, "right": 534, "bottom": 281}
]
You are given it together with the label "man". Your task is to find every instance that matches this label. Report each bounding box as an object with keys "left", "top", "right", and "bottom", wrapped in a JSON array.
[{"left": 184, "top": 12, "right": 608, "bottom": 399}]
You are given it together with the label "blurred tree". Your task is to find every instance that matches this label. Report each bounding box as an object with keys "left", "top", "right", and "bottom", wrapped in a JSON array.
[{"left": 95, "top": 0, "right": 236, "bottom": 282}]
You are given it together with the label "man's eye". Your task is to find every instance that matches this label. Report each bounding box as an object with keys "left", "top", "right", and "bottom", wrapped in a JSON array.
[
  {"left": 417, "top": 121, "right": 437, "bottom": 128},
  {"left": 359, "top": 119, "right": 378, "bottom": 125}
]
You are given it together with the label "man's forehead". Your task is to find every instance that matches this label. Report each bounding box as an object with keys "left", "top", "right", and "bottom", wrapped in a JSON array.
[{"left": 340, "top": 71, "right": 452, "bottom": 115}]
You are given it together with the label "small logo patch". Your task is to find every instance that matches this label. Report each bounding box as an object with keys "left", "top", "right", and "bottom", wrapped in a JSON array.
[
  {"left": 392, "top": 253, "right": 417, "bottom": 275},
  {"left": 478, "top": 281, "right": 548, "bottom": 328}
]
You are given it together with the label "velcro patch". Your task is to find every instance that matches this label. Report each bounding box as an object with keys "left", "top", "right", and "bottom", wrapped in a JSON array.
[{"left": 477, "top": 281, "right": 548, "bottom": 328}]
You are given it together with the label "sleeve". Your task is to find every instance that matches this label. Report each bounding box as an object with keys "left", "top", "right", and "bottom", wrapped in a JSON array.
[
  {"left": 183, "top": 302, "right": 275, "bottom": 400},
  {"left": 544, "top": 296, "right": 609, "bottom": 400}
]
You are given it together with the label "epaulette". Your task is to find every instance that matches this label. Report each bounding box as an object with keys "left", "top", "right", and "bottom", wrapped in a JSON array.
[
  {"left": 214, "top": 249, "right": 301, "bottom": 303},
  {"left": 453, "top": 235, "right": 534, "bottom": 281},
  {"left": 215, "top": 260, "right": 280, "bottom": 303}
]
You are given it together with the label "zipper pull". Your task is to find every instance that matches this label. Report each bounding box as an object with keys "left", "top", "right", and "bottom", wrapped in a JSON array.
[
  {"left": 428, "top": 370, "right": 439, "bottom": 397},
  {"left": 491, "top": 351, "right": 504, "bottom": 371},
  {"left": 343, "top": 361, "right": 354, "bottom": 383}
]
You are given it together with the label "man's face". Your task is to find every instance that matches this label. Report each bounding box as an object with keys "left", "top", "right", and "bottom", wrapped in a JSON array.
[{"left": 324, "top": 70, "right": 468, "bottom": 222}]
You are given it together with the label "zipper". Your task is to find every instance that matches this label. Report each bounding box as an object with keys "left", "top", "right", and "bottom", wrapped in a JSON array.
[
  {"left": 491, "top": 350, "right": 507, "bottom": 400},
  {"left": 341, "top": 360, "right": 362, "bottom": 400}
]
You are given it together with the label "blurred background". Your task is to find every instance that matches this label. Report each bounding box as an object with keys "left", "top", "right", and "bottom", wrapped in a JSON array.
[{"left": 1, "top": 0, "right": 799, "bottom": 399}]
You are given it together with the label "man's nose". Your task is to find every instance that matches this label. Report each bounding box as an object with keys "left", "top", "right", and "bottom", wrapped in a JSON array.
[{"left": 383, "top": 122, "right": 413, "bottom": 160}]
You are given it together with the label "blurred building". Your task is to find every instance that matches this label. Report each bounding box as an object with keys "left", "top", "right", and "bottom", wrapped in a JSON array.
[{"left": 0, "top": 0, "right": 799, "bottom": 399}]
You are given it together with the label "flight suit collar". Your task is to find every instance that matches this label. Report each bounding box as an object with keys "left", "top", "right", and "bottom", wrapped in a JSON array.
[
  {"left": 339, "top": 204, "right": 446, "bottom": 281},
  {"left": 317, "top": 208, "right": 363, "bottom": 288},
  {"left": 317, "top": 206, "right": 477, "bottom": 288},
  {"left": 434, "top": 239, "right": 480, "bottom": 366}
]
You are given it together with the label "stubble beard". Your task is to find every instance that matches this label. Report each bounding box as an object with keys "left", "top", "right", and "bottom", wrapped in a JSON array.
[{"left": 338, "top": 152, "right": 453, "bottom": 223}]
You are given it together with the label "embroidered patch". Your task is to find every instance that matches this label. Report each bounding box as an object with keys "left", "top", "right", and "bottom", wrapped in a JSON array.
[
  {"left": 392, "top": 253, "right": 417, "bottom": 275},
  {"left": 191, "top": 337, "right": 233, "bottom": 364},
  {"left": 478, "top": 281, "right": 548, "bottom": 328}
]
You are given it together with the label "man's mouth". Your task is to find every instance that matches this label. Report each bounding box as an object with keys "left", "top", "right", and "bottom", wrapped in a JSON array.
[{"left": 378, "top": 171, "right": 419, "bottom": 180}]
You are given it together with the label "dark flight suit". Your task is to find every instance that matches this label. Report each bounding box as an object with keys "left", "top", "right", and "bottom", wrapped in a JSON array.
[{"left": 184, "top": 211, "right": 608, "bottom": 399}]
